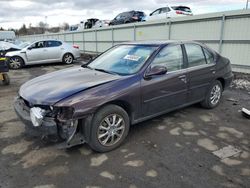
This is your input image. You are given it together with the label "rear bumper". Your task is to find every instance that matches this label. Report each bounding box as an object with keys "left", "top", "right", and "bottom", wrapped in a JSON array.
[
  {"left": 224, "top": 72, "right": 234, "bottom": 89},
  {"left": 14, "top": 97, "right": 58, "bottom": 136}
]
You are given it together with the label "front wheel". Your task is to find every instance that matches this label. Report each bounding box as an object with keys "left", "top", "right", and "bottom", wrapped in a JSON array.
[
  {"left": 62, "top": 53, "right": 74, "bottom": 64},
  {"left": 9, "top": 56, "right": 24, "bottom": 69},
  {"left": 89, "top": 105, "right": 130, "bottom": 152},
  {"left": 201, "top": 80, "right": 223, "bottom": 109}
]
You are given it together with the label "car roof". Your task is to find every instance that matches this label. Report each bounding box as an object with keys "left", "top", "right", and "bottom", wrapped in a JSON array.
[
  {"left": 32, "top": 39, "right": 62, "bottom": 43},
  {"left": 120, "top": 40, "right": 200, "bottom": 46}
]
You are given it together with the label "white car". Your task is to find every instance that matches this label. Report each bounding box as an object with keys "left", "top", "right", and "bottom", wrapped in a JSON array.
[
  {"left": 93, "top": 20, "right": 110, "bottom": 28},
  {"left": 145, "top": 6, "right": 193, "bottom": 21},
  {"left": 5, "top": 39, "right": 80, "bottom": 69}
]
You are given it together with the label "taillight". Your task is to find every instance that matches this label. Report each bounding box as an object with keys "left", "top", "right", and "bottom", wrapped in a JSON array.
[
  {"left": 176, "top": 11, "right": 183, "bottom": 14},
  {"left": 132, "top": 16, "right": 139, "bottom": 20},
  {"left": 73, "top": 45, "right": 79, "bottom": 49}
]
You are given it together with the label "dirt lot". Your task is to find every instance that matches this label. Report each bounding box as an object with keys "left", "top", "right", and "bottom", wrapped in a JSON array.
[{"left": 0, "top": 62, "right": 250, "bottom": 188}]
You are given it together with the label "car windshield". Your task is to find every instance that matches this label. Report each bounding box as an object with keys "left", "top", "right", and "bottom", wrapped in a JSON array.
[{"left": 88, "top": 45, "right": 157, "bottom": 75}]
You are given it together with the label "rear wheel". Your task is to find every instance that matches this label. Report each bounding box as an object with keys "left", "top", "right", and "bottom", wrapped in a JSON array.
[
  {"left": 201, "top": 80, "right": 223, "bottom": 109},
  {"left": 9, "top": 56, "right": 24, "bottom": 69},
  {"left": 2, "top": 73, "right": 10, "bottom": 85},
  {"left": 63, "top": 53, "right": 74, "bottom": 64},
  {"left": 89, "top": 105, "right": 130, "bottom": 152}
]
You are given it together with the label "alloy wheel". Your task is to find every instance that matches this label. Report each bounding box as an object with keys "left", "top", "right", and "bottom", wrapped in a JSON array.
[
  {"left": 97, "top": 114, "right": 125, "bottom": 147},
  {"left": 10, "top": 57, "right": 22, "bottom": 69},
  {"left": 64, "top": 54, "right": 73, "bottom": 64},
  {"left": 210, "top": 84, "right": 221, "bottom": 105}
]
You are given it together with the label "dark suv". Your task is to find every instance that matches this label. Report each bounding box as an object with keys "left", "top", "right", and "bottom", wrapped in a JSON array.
[
  {"left": 109, "top": 11, "right": 146, "bottom": 25},
  {"left": 14, "top": 41, "right": 233, "bottom": 152}
]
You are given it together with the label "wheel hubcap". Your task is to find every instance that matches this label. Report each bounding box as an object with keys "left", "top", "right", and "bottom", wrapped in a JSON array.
[
  {"left": 97, "top": 114, "right": 125, "bottom": 146},
  {"left": 64, "top": 55, "right": 73, "bottom": 64},
  {"left": 10, "top": 58, "right": 21, "bottom": 68},
  {"left": 210, "top": 85, "right": 221, "bottom": 105}
]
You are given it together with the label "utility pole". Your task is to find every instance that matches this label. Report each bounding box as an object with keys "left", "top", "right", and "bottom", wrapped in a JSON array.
[{"left": 247, "top": 0, "right": 249, "bottom": 9}]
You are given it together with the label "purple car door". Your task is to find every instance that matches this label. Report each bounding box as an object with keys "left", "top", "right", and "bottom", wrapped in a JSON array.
[{"left": 141, "top": 44, "right": 188, "bottom": 117}]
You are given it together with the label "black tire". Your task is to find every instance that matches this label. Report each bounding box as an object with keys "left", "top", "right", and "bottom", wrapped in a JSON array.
[
  {"left": 9, "top": 56, "right": 24, "bottom": 69},
  {"left": 89, "top": 104, "right": 130, "bottom": 152},
  {"left": 62, "top": 53, "right": 74, "bottom": 64},
  {"left": 2, "top": 73, "right": 10, "bottom": 85},
  {"left": 201, "top": 80, "right": 223, "bottom": 109}
]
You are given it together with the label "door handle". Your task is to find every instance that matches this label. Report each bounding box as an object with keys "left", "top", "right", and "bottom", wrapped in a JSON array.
[{"left": 178, "top": 75, "right": 187, "bottom": 83}]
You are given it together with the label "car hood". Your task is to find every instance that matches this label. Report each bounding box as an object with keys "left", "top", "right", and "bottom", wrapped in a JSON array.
[
  {"left": 5, "top": 50, "right": 22, "bottom": 56},
  {"left": 19, "top": 67, "right": 121, "bottom": 105},
  {"left": 0, "top": 41, "right": 21, "bottom": 51}
]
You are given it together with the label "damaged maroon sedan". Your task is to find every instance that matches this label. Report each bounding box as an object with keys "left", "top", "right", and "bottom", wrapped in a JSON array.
[{"left": 14, "top": 41, "right": 233, "bottom": 152}]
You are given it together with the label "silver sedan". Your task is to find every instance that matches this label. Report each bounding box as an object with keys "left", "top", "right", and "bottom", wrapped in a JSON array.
[{"left": 5, "top": 39, "right": 81, "bottom": 69}]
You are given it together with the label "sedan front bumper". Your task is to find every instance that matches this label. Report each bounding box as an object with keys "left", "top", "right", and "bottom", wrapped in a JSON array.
[
  {"left": 14, "top": 97, "right": 86, "bottom": 148},
  {"left": 14, "top": 97, "right": 58, "bottom": 137}
]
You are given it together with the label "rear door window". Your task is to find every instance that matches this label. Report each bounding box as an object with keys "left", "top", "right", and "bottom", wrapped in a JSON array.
[
  {"left": 46, "top": 41, "right": 62, "bottom": 47},
  {"left": 203, "top": 48, "right": 214, "bottom": 64},
  {"left": 185, "top": 44, "right": 207, "bottom": 67},
  {"left": 171, "top": 6, "right": 191, "bottom": 12},
  {"left": 151, "top": 45, "right": 184, "bottom": 72}
]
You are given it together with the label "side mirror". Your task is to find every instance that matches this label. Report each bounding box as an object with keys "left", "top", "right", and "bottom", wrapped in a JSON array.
[
  {"left": 149, "top": 13, "right": 152, "bottom": 16},
  {"left": 145, "top": 65, "right": 167, "bottom": 78},
  {"left": 27, "top": 47, "right": 32, "bottom": 50}
]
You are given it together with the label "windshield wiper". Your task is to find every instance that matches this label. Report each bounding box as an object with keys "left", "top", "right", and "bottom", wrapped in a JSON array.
[
  {"left": 81, "top": 64, "right": 92, "bottom": 69},
  {"left": 93, "top": 68, "right": 118, "bottom": 75}
]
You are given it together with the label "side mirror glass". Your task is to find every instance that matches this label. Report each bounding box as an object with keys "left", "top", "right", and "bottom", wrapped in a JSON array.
[{"left": 145, "top": 65, "right": 167, "bottom": 78}]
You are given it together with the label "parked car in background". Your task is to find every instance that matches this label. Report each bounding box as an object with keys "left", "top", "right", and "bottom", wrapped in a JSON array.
[
  {"left": 85, "top": 18, "right": 99, "bottom": 29},
  {"left": 77, "top": 18, "right": 99, "bottom": 30},
  {"left": 5, "top": 39, "right": 80, "bottom": 69},
  {"left": 69, "top": 24, "right": 79, "bottom": 31},
  {"left": 93, "top": 20, "right": 110, "bottom": 28},
  {"left": 0, "top": 41, "right": 29, "bottom": 57},
  {"left": 145, "top": 6, "right": 192, "bottom": 21},
  {"left": 14, "top": 40, "right": 233, "bottom": 152},
  {"left": 109, "top": 11, "right": 146, "bottom": 25},
  {"left": 0, "top": 41, "right": 21, "bottom": 57}
]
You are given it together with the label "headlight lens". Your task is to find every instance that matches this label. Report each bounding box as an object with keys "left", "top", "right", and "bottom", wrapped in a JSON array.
[{"left": 57, "top": 107, "right": 75, "bottom": 120}]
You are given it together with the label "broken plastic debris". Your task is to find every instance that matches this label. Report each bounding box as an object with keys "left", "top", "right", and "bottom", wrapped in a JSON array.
[
  {"left": 227, "top": 98, "right": 238, "bottom": 103},
  {"left": 242, "top": 108, "right": 250, "bottom": 119},
  {"left": 212, "top": 145, "right": 241, "bottom": 159}
]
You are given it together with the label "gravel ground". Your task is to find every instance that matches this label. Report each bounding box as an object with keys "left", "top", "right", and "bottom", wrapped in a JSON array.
[{"left": 0, "top": 62, "right": 250, "bottom": 188}]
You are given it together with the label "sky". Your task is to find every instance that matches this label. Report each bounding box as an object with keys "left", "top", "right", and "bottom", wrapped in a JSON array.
[{"left": 0, "top": 0, "right": 248, "bottom": 29}]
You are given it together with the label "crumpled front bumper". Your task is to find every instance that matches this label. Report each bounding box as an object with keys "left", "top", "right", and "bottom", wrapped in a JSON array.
[
  {"left": 14, "top": 97, "right": 58, "bottom": 137},
  {"left": 14, "top": 97, "right": 86, "bottom": 148}
]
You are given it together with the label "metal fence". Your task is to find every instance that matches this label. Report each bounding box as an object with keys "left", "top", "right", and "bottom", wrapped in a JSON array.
[{"left": 19, "top": 9, "right": 250, "bottom": 73}]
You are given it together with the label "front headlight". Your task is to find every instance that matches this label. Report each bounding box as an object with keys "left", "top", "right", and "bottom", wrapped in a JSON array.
[
  {"left": 57, "top": 106, "right": 75, "bottom": 121},
  {"left": 30, "top": 107, "right": 45, "bottom": 127}
]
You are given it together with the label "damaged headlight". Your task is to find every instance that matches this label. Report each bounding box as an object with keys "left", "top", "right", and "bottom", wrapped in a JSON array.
[
  {"left": 30, "top": 107, "right": 46, "bottom": 127},
  {"left": 57, "top": 106, "right": 75, "bottom": 121}
]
